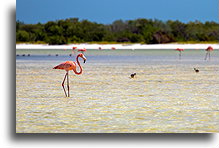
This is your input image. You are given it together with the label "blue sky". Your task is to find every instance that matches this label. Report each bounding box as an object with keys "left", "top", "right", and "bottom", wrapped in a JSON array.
[{"left": 16, "top": 0, "right": 218, "bottom": 24}]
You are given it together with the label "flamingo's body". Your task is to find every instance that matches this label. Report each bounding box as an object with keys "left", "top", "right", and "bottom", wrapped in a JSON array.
[
  {"left": 53, "top": 61, "right": 80, "bottom": 74},
  {"left": 111, "top": 47, "right": 116, "bottom": 50},
  {"left": 53, "top": 53, "right": 86, "bottom": 97},
  {"left": 78, "top": 48, "right": 87, "bottom": 52}
]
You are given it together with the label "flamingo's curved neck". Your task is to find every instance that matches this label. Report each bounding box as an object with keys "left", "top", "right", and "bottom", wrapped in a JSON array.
[{"left": 74, "top": 55, "right": 83, "bottom": 75}]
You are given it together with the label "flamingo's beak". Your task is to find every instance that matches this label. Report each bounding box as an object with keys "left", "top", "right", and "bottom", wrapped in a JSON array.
[{"left": 82, "top": 55, "right": 87, "bottom": 63}]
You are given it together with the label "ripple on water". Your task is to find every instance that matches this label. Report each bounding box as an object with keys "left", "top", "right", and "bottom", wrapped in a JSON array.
[{"left": 16, "top": 51, "right": 219, "bottom": 133}]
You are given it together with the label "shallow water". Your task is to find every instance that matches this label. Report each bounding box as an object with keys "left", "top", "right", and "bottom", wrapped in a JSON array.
[{"left": 16, "top": 49, "right": 219, "bottom": 133}]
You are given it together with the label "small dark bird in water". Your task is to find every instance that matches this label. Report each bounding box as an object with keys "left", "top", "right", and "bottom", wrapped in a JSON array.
[
  {"left": 194, "top": 68, "right": 199, "bottom": 73},
  {"left": 130, "top": 73, "right": 136, "bottom": 78},
  {"left": 56, "top": 54, "right": 59, "bottom": 56},
  {"left": 27, "top": 54, "right": 30, "bottom": 56},
  {"left": 69, "top": 54, "right": 72, "bottom": 56}
]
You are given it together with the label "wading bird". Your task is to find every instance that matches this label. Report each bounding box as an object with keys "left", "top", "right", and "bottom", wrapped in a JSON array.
[
  {"left": 194, "top": 68, "right": 199, "bottom": 73},
  {"left": 53, "top": 53, "right": 87, "bottom": 97},
  {"left": 205, "top": 46, "right": 213, "bottom": 60},
  {"left": 111, "top": 47, "right": 116, "bottom": 50},
  {"left": 78, "top": 48, "right": 87, "bottom": 53},
  {"left": 176, "top": 48, "right": 184, "bottom": 60},
  {"left": 72, "top": 46, "right": 77, "bottom": 54},
  {"left": 130, "top": 73, "right": 136, "bottom": 78}
]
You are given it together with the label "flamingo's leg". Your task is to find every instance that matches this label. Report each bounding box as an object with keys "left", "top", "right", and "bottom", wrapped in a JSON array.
[
  {"left": 67, "top": 71, "right": 70, "bottom": 97},
  {"left": 179, "top": 51, "right": 181, "bottom": 60},
  {"left": 209, "top": 52, "right": 211, "bottom": 61},
  {"left": 204, "top": 52, "right": 208, "bottom": 60},
  {"left": 62, "top": 72, "right": 68, "bottom": 97}
]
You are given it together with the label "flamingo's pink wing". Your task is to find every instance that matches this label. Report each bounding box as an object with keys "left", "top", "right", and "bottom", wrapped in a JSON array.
[{"left": 53, "top": 62, "right": 67, "bottom": 69}]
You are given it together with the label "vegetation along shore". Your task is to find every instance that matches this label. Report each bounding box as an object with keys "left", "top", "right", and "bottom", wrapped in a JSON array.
[{"left": 16, "top": 18, "right": 219, "bottom": 45}]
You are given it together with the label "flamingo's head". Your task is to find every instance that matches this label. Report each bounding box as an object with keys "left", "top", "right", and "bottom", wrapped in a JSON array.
[{"left": 78, "top": 53, "right": 87, "bottom": 63}]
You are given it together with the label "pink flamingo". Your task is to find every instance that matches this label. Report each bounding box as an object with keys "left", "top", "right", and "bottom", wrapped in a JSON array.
[
  {"left": 72, "top": 47, "right": 77, "bottom": 54},
  {"left": 78, "top": 48, "right": 87, "bottom": 53},
  {"left": 53, "top": 53, "right": 87, "bottom": 97},
  {"left": 111, "top": 47, "right": 116, "bottom": 50},
  {"left": 205, "top": 46, "right": 213, "bottom": 60},
  {"left": 176, "top": 48, "right": 184, "bottom": 59},
  {"left": 72, "top": 47, "right": 77, "bottom": 50}
]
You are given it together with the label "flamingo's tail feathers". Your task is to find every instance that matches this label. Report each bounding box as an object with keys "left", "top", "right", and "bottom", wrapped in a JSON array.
[
  {"left": 53, "top": 66, "right": 59, "bottom": 69},
  {"left": 53, "top": 65, "right": 64, "bottom": 69}
]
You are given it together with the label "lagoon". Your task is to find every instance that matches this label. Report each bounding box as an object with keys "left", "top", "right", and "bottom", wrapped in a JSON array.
[{"left": 16, "top": 49, "right": 219, "bottom": 133}]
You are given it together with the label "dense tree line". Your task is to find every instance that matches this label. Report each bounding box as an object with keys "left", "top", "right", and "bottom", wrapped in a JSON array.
[{"left": 16, "top": 18, "right": 219, "bottom": 45}]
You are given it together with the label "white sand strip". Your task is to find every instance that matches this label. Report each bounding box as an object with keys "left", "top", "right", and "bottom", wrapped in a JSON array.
[{"left": 16, "top": 43, "right": 219, "bottom": 50}]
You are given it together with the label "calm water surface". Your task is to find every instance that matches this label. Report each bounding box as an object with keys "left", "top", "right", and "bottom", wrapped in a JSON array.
[{"left": 16, "top": 49, "right": 219, "bottom": 133}]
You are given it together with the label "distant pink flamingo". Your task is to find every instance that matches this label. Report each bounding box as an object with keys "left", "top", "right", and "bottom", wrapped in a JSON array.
[
  {"left": 176, "top": 48, "right": 184, "bottom": 59},
  {"left": 53, "top": 53, "right": 87, "bottom": 97},
  {"left": 72, "top": 46, "right": 77, "bottom": 54},
  {"left": 205, "top": 46, "right": 213, "bottom": 60},
  {"left": 72, "top": 47, "right": 77, "bottom": 50},
  {"left": 78, "top": 48, "right": 87, "bottom": 53}
]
